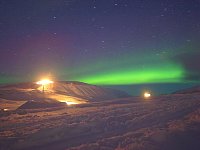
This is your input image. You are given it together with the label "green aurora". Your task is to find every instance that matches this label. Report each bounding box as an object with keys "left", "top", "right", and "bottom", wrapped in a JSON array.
[
  {"left": 72, "top": 51, "right": 186, "bottom": 85},
  {"left": 0, "top": 76, "right": 22, "bottom": 84},
  {"left": 0, "top": 49, "right": 193, "bottom": 85},
  {"left": 78, "top": 64, "right": 184, "bottom": 85}
]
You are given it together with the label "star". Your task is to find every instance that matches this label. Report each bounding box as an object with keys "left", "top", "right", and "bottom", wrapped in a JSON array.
[
  {"left": 186, "top": 39, "right": 191, "bottom": 42},
  {"left": 151, "top": 35, "right": 157, "bottom": 38},
  {"left": 164, "top": 8, "right": 168, "bottom": 11},
  {"left": 91, "top": 17, "right": 96, "bottom": 22},
  {"left": 26, "top": 34, "right": 31, "bottom": 38},
  {"left": 84, "top": 49, "right": 89, "bottom": 53}
]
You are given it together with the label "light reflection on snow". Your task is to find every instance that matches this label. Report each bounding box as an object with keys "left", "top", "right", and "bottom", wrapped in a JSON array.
[{"left": 65, "top": 101, "right": 79, "bottom": 105}]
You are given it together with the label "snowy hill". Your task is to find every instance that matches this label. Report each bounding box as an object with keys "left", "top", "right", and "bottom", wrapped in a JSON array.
[
  {"left": 174, "top": 85, "right": 200, "bottom": 94},
  {"left": 0, "top": 81, "right": 130, "bottom": 105},
  {"left": 52, "top": 81, "right": 129, "bottom": 101}
]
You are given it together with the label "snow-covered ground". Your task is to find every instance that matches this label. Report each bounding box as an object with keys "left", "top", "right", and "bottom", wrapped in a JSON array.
[
  {"left": 0, "top": 81, "right": 130, "bottom": 106},
  {"left": 1, "top": 93, "right": 200, "bottom": 150}
]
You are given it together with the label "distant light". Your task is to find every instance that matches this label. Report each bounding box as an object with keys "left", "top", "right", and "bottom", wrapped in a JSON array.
[
  {"left": 36, "top": 79, "right": 54, "bottom": 93},
  {"left": 3, "top": 108, "right": 9, "bottom": 111},
  {"left": 66, "top": 102, "right": 78, "bottom": 106},
  {"left": 36, "top": 79, "right": 53, "bottom": 85},
  {"left": 144, "top": 92, "right": 151, "bottom": 98}
]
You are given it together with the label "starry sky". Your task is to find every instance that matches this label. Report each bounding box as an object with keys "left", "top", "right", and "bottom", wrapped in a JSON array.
[{"left": 0, "top": 0, "right": 200, "bottom": 93}]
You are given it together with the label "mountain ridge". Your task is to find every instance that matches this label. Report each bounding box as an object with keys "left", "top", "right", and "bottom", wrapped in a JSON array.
[{"left": 174, "top": 85, "right": 200, "bottom": 94}]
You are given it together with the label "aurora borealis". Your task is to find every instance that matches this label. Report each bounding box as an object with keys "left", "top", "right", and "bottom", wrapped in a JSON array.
[
  {"left": 0, "top": 0, "right": 200, "bottom": 92},
  {"left": 75, "top": 51, "right": 185, "bottom": 85},
  {"left": 79, "top": 65, "right": 184, "bottom": 85}
]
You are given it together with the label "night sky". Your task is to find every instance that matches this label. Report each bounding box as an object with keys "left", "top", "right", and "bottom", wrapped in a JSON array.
[{"left": 0, "top": 0, "right": 200, "bottom": 93}]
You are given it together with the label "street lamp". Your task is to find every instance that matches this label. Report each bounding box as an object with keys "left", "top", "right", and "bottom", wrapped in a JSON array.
[{"left": 36, "top": 79, "right": 53, "bottom": 93}]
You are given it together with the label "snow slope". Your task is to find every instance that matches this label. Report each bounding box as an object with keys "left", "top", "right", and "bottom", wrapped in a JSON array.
[
  {"left": 0, "top": 81, "right": 130, "bottom": 107},
  {"left": 52, "top": 81, "right": 129, "bottom": 101},
  {"left": 1, "top": 93, "right": 200, "bottom": 150}
]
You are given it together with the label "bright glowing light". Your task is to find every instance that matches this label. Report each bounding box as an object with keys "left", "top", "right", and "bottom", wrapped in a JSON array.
[
  {"left": 144, "top": 92, "right": 151, "bottom": 98},
  {"left": 36, "top": 79, "right": 54, "bottom": 93},
  {"left": 66, "top": 101, "right": 78, "bottom": 105},
  {"left": 36, "top": 79, "right": 53, "bottom": 85}
]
